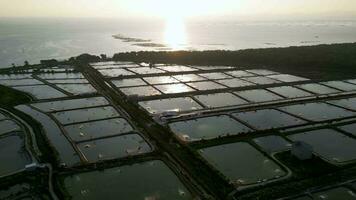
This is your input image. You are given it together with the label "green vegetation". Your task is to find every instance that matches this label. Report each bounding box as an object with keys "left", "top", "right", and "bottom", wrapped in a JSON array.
[
  {"left": 0, "top": 85, "right": 31, "bottom": 107},
  {"left": 113, "top": 43, "right": 356, "bottom": 79}
]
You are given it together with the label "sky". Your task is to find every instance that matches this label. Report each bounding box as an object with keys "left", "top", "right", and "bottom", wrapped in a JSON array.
[{"left": 0, "top": 0, "right": 356, "bottom": 20}]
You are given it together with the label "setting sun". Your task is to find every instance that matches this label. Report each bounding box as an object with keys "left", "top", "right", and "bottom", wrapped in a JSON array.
[{"left": 164, "top": 16, "right": 187, "bottom": 50}]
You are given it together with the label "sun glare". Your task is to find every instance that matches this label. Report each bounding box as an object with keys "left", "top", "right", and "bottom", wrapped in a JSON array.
[{"left": 164, "top": 16, "right": 187, "bottom": 50}]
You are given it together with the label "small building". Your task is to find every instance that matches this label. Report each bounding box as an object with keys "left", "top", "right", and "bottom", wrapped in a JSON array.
[{"left": 291, "top": 141, "right": 313, "bottom": 160}]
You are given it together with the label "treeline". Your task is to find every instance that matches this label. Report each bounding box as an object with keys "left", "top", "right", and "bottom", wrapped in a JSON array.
[{"left": 113, "top": 43, "right": 356, "bottom": 79}]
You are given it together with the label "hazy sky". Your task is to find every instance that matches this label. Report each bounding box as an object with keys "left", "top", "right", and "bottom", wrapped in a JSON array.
[{"left": 1, "top": 0, "right": 355, "bottom": 19}]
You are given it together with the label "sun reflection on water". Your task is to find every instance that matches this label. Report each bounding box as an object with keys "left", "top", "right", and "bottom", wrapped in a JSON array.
[{"left": 164, "top": 16, "right": 187, "bottom": 50}]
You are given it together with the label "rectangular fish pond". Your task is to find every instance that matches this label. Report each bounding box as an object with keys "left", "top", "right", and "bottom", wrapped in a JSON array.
[
  {"left": 60, "top": 160, "right": 193, "bottom": 199},
  {"left": 168, "top": 115, "right": 252, "bottom": 141},
  {"left": 288, "top": 129, "right": 356, "bottom": 165},
  {"left": 199, "top": 142, "right": 287, "bottom": 185},
  {"left": 77, "top": 133, "right": 151, "bottom": 162}
]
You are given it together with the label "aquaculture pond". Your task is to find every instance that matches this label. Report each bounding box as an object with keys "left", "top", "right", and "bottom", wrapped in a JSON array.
[
  {"left": 267, "top": 74, "right": 309, "bottom": 82},
  {"left": 268, "top": 86, "right": 313, "bottom": 98},
  {"left": 98, "top": 69, "right": 135, "bottom": 77},
  {"left": 0, "top": 112, "right": 6, "bottom": 120},
  {"left": 246, "top": 69, "right": 278, "bottom": 76},
  {"left": 312, "top": 187, "right": 356, "bottom": 199},
  {"left": 154, "top": 83, "right": 195, "bottom": 94},
  {"left": 62, "top": 160, "right": 192, "bottom": 200},
  {"left": 157, "top": 65, "right": 197, "bottom": 72},
  {"left": 77, "top": 134, "right": 151, "bottom": 162},
  {"left": 129, "top": 67, "right": 165, "bottom": 74},
  {"left": 52, "top": 106, "right": 120, "bottom": 125},
  {"left": 296, "top": 83, "right": 341, "bottom": 95},
  {"left": 194, "top": 93, "right": 247, "bottom": 108},
  {"left": 13, "top": 85, "right": 67, "bottom": 99},
  {"left": 143, "top": 76, "right": 179, "bottom": 85},
  {"left": 0, "top": 120, "right": 21, "bottom": 135},
  {"left": 253, "top": 135, "right": 291, "bottom": 154},
  {"left": 234, "top": 89, "right": 284, "bottom": 103},
  {"left": 279, "top": 102, "right": 355, "bottom": 122},
  {"left": 186, "top": 81, "right": 226, "bottom": 91},
  {"left": 0, "top": 74, "right": 32, "bottom": 79},
  {"left": 233, "top": 109, "right": 306, "bottom": 130},
  {"left": 169, "top": 115, "right": 251, "bottom": 141},
  {"left": 47, "top": 79, "right": 89, "bottom": 84},
  {"left": 64, "top": 118, "right": 133, "bottom": 142},
  {"left": 139, "top": 97, "right": 202, "bottom": 114},
  {"left": 225, "top": 70, "right": 255, "bottom": 78},
  {"left": 338, "top": 123, "right": 356, "bottom": 136},
  {"left": 38, "top": 73, "right": 84, "bottom": 79},
  {"left": 328, "top": 97, "right": 356, "bottom": 111},
  {"left": 321, "top": 81, "right": 356, "bottom": 92},
  {"left": 216, "top": 78, "right": 254, "bottom": 88},
  {"left": 120, "top": 86, "right": 161, "bottom": 97},
  {"left": 31, "top": 97, "right": 108, "bottom": 112},
  {"left": 16, "top": 105, "right": 80, "bottom": 166},
  {"left": 242, "top": 76, "right": 281, "bottom": 85},
  {"left": 198, "top": 72, "right": 232, "bottom": 80},
  {"left": 200, "top": 142, "right": 286, "bottom": 185},
  {"left": 56, "top": 84, "right": 96, "bottom": 95},
  {"left": 0, "top": 78, "right": 43, "bottom": 86},
  {"left": 0, "top": 134, "right": 32, "bottom": 176},
  {"left": 111, "top": 78, "right": 147, "bottom": 88},
  {"left": 288, "top": 129, "right": 356, "bottom": 164},
  {"left": 173, "top": 74, "right": 206, "bottom": 82}
]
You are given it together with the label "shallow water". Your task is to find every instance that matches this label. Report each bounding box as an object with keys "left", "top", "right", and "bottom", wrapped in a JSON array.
[
  {"left": 216, "top": 78, "right": 254, "bottom": 88},
  {"left": 13, "top": 85, "right": 67, "bottom": 99},
  {"left": 198, "top": 72, "right": 232, "bottom": 80},
  {"left": 169, "top": 115, "right": 251, "bottom": 140},
  {"left": 62, "top": 160, "right": 192, "bottom": 200},
  {"left": 312, "top": 187, "right": 356, "bottom": 199},
  {"left": 16, "top": 105, "right": 80, "bottom": 166},
  {"left": 328, "top": 97, "right": 356, "bottom": 111},
  {"left": 143, "top": 76, "right": 179, "bottom": 85},
  {"left": 154, "top": 83, "right": 195, "bottom": 94},
  {"left": 279, "top": 102, "right": 355, "bottom": 122},
  {"left": 173, "top": 74, "right": 207, "bottom": 82},
  {"left": 200, "top": 142, "right": 286, "bottom": 185},
  {"left": 0, "top": 120, "right": 21, "bottom": 135},
  {"left": 186, "top": 81, "right": 226, "bottom": 91},
  {"left": 296, "top": 83, "right": 341, "bottom": 95},
  {"left": 0, "top": 134, "right": 32, "bottom": 176},
  {"left": 77, "top": 134, "right": 151, "bottom": 162},
  {"left": 242, "top": 76, "right": 281, "bottom": 85},
  {"left": 321, "top": 81, "right": 356, "bottom": 92},
  {"left": 56, "top": 84, "right": 96, "bottom": 95},
  {"left": 31, "top": 97, "right": 108, "bottom": 112},
  {"left": 98, "top": 68, "right": 135, "bottom": 77},
  {"left": 253, "top": 135, "right": 291, "bottom": 153},
  {"left": 267, "top": 74, "right": 309, "bottom": 83},
  {"left": 111, "top": 78, "right": 147, "bottom": 87},
  {"left": 52, "top": 106, "right": 120, "bottom": 125},
  {"left": 64, "top": 118, "right": 133, "bottom": 142},
  {"left": 0, "top": 78, "right": 43, "bottom": 86},
  {"left": 194, "top": 93, "right": 247, "bottom": 108},
  {"left": 120, "top": 86, "right": 161, "bottom": 97},
  {"left": 289, "top": 129, "right": 356, "bottom": 164},
  {"left": 233, "top": 109, "right": 306, "bottom": 130},
  {"left": 234, "top": 89, "right": 284, "bottom": 103},
  {"left": 268, "top": 86, "right": 313, "bottom": 98},
  {"left": 139, "top": 97, "right": 202, "bottom": 114}
]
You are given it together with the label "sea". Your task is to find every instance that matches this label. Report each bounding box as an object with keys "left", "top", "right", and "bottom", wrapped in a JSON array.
[{"left": 0, "top": 18, "right": 356, "bottom": 68}]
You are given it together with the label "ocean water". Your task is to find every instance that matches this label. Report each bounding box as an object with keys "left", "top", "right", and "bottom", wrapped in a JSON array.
[{"left": 0, "top": 18, "right": 356, "bottom": 68}]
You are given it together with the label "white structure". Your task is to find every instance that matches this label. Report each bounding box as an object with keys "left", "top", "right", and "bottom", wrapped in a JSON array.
[{"left": 291, "top": 141, "right": 313, "bottom": 160}]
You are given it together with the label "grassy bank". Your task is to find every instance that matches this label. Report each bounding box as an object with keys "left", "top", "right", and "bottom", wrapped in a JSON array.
[
  {"left": 113, "top": 43, "right": 356, "bottom": 79},
  {"left": 0, "top": 85, "right": 31, "bottom": 107}
]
